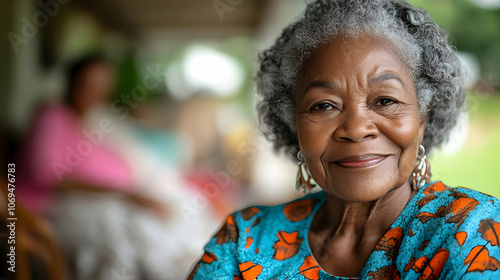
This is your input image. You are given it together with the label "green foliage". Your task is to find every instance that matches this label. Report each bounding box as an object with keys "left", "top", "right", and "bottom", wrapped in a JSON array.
[
  {"left": 411, "top": 0, "right": 500, "bottom": 81},
  {"left": 431, "top": 94, "right": 500, "bottom": 198},
  {"left": 114, "top": 51, "right": 141, "bottom": 101}
]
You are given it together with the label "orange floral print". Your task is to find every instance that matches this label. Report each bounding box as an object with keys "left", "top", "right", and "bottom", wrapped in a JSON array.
[
  {"left": 464, "top": 245, "right": 500, "bottom": 273},
  {"left": 239, "top": 261, "right": 263, "bottom": 280},
  {"left": 273, "top": 231, "right": 303, "bottom": 260},
  {"left": 299, "top": 256, "right": 321, "bottom": 280},
  {"left": 283, "top": 199, "right": 315, "bottom": 222}
]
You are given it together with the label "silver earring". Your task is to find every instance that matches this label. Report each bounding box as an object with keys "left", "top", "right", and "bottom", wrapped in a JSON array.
[
  {"left": 296, "top": 151, "right": 315, "bottom": 194},
  {"left": 411, "top": 145, "right": 431, "bottom": 191}
]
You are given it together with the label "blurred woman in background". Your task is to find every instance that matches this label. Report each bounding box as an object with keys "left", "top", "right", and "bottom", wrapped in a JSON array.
[
  {"left": 17, "top": 55, "right": 165, "bottom": 215},
  {"left": 16, "top": 55, "right": 216, "bottom": 279}
]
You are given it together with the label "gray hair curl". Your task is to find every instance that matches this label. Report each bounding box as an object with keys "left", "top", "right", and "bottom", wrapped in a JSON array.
[{"left": 256, "top": 0, "right": 466, "bottom": 160}]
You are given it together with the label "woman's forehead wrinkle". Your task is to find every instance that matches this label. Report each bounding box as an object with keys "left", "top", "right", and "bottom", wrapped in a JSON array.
[
  {"left": 369, "top": 73, "right": 408, "bottom": 92},
  {"left": 304, "top": 81, "right": 339, "bottom": 95}
]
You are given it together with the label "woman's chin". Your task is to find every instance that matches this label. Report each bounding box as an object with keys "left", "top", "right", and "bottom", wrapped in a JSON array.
[
  {"left": 320, "top": 176, "right": 408, "bottom": 203},
  {"left": 316, "top": 160, "right": 408, "bottom": 202}
]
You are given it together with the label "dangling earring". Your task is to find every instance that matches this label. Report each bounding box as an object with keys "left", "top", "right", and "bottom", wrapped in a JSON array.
[
  {"left": 411, "top": 144, "right": 431, "bottom": 191},
  {"left": 296, "top": 151, "right": 316, "bottom": 194}
]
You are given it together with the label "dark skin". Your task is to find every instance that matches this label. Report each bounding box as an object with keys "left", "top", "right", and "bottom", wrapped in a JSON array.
[
  {"left": 295, "top": 35, "right": 426, "bottom": 277},
  {"left": 71, "top": 62, "right": 115, "bottom": 117}
]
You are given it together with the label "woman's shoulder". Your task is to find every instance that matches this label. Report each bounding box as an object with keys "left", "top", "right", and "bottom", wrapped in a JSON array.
[
  {"left": 410, "top": 181, "right": 500, "bottom": 232},
  {"left": 190, "top": 192, "right": 326, "bottom": 280},
  {"left": 416, "top": 181, "right": 500, "bottom": 215},
  {"left": 208, "top": 191, "right": 326, "bottom": 254},
  {"left": 401, "top": 181, "right": 500, "bottom": 278},
  {"left": 29, "top": 102, "right": 76, "bottom": 128},
  {"left": 231, "top": 190, "right": 326, "bottom": 228},
  {"left": 36, "top": 102, "right": 72, "bottom": 116}
]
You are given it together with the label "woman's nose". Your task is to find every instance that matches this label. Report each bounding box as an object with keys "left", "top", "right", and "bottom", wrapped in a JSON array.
[{"left": 333, "top": 107, "right": 379, "bottom": 142}]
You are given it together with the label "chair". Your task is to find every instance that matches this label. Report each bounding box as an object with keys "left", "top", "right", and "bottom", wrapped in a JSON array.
[{"left": 0, "top": 177, "right": 67, "bottom": 280}]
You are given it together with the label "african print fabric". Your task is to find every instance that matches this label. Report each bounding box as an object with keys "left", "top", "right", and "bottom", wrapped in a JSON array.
[{"left": 189, "top": 181, "right": 500, "bottom": 279}]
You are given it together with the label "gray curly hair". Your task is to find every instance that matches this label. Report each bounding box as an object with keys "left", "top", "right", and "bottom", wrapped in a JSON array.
[{"left": 256, "top": 0, "right": 466, "bottom": 160}]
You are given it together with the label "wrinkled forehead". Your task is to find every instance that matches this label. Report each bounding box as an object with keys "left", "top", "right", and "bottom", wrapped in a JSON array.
[{"left": 298, "top": 29, "right": 420, "bottom": 82}]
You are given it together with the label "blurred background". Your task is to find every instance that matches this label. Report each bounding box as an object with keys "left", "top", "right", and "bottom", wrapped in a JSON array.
[{"left": 0, "top": 0, "right": 499, "bottom": 279}]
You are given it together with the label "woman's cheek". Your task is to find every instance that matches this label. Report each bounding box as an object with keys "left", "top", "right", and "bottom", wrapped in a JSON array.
[
  {"left": 296, "top": 119, "right": 332, "bottom": 185},
  {"left": 297, "top": 119, "right": 330, "bottom": 157},
  {"left": 387, "top": 117, "right": 421, "bottom": 180}
]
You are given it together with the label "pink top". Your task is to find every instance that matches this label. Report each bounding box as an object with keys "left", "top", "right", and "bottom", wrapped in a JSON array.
[{"left": 16, "top": 104, "right": 134, "bottom": 214}]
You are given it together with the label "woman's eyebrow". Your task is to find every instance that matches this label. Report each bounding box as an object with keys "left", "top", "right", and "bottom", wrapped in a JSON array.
[
  {"left": 369, "top": 73, "right": 407, "bottom": 91},
  {"left": 304, "top": 81, "right": 338, "bottom": 95}
]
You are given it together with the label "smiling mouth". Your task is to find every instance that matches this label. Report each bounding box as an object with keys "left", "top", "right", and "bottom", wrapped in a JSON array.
[{"left": 334, "top": 155, "right": 389, "bottom": 168}]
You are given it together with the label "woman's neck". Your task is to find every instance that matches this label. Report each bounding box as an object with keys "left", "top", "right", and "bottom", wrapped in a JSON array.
[
  {"left": 324, "top": 182, "right": 412, "bottom": 235},
  {"left": 309, "top": 182, "right": 414, "bottom": 276}
]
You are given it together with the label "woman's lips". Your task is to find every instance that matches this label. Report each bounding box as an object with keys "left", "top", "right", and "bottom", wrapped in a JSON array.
[{"left": 334, "top": 155, "right": 388, "bottom": 168}]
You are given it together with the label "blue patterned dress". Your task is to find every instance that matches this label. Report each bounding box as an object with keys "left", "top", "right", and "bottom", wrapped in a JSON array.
[{"left": 189, "top": 181, "right": 500, "bottom": 279}]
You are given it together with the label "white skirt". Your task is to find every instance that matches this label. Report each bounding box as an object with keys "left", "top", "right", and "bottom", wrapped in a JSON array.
[{"left": 47, "top": 191, "right": 217, "bottom": 280}]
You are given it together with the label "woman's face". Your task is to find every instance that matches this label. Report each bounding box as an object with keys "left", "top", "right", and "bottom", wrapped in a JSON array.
[
  {"left": 295, "top": 35, "right": 425, "bottom": 202},
  {"left": 74, "top": 62, "right": 114, "bottom": 113}
]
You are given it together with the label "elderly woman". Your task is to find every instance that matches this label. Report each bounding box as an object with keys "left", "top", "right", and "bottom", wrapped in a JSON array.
[{"left": 189, "top": 0, "right": 500, "bottom": 279}]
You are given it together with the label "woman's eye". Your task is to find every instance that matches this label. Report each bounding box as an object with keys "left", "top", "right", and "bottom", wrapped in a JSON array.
[
  {"left": 377, "top": 98, "right": 396, "bottom": 106},
  {"left": 312, "top": 103, "right": 334, "bottom": 111}
]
